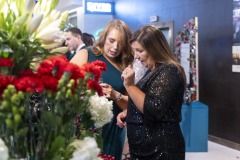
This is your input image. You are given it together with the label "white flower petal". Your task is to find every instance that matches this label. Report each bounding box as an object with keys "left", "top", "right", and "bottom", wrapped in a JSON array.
[
  {"left": 70, "top": 137, "right": 100, "bottom": 160},
  {"left": 88, "top": 94, "right": 113, "bottom": 128},
  {"left": 0, "top": 139, "right": 9, "bottom": 160},
  {"left": 28, "top": 12, "right": 43, "bottom": 34}
]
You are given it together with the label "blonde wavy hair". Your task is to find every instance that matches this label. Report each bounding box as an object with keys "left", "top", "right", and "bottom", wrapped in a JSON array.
[{"left": 95, "top": 19, "right": 134, "bottom": 71}]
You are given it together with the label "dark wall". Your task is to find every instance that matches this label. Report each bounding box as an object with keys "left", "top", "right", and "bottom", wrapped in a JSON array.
[{"left": 114, "top": 0, "right": 240, "bottom": 145}]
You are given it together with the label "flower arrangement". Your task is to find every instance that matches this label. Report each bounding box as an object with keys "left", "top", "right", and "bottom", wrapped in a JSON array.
[
  {"left": 174, "top": 17, "right": 198, "bottom": 102},
  {"left": 0, "top": 0, "right": 68, "bottom": 75},
  {"left": 0, "top": 0, "right": 114, "bottom": 159},
  {"left": 0, "top": 54, "right": 111, "bottom": 159}
]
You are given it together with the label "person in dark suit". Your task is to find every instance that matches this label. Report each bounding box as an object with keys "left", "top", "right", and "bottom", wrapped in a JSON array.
[{"left": 65, "top": 27, "right": 86, "bottom": 60}]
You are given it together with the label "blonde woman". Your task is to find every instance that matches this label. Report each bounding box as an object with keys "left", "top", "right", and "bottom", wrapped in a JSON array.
[{"left": 71, "top": 19, "right": 133, "bottom": 160}]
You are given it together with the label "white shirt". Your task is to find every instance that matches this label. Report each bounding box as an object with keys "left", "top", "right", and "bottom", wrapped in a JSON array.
[{"left": 76, "top": 43, "right": 86, "bottom": 53}]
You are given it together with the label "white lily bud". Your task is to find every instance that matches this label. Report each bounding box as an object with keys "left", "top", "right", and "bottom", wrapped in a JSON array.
[
  {"left": 15, "top": 0, "right": 25, "bottom": 15},
  {"left": 14, "top": 13, "right": 29, "bottom": 28},
  {"left": 50, "top": 0, "right": 59, "bottom": 12},
  {"left": 59, "top": 11, "right": 69, "bottom": 29},
  {"left": 28, "top": 12, "right": 43, "bottom": 34},
  {"left": 25, "top": 0, "right": 35, "bottom": 13},
  {"left": 36, "top": 27, "right": 60, "bottom": 42},
  {"left": 45, "top": 18, "right": 62, "bottom": 29},
  {"left": 33, "top": 0, "right": 40, "bottom": 13},
  {"left": 44, "top": 1, "right": 52, "bottom": 15},
  {"left": 50, "top": 46, "right": 68, "bottom": 54},
  {"left": 40, "top": 0, "right": 52, "bottom": 16},
  {"left": 50, "top": 10, "right": 61, "bottom": 21},
  {"left": 41, "top": 42, "right": 61, "bottom": 49},
  {"left": 35, "top": 17, "right": 51, "bottom": 33},
  {"left": 0, "top": 0, "right": 7, "bottom": 13},
  {"left": 36, "top": 16, "right": 61, "bottom": 34},
  {"left": 36, "top": 26, "right": 58, "bottom": 37}
]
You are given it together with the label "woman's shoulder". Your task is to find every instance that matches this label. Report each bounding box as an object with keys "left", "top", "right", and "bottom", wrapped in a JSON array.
[
  {"left": 156, "top": 63, "right": 181, "bottom": 76},
  {"left": 157, "top": 63, "right": 177, "bottom": 70},
  {"left": 87, "top": 46, "right": 102, "bottom": 56}
]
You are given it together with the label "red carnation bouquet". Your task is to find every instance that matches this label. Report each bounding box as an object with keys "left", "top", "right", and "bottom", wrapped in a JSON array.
[
  {"left": 0, "top": 0, "right": 115, "bottom": 159},
  {"left": 0, "top": 55, "right": 110, "bottom": 159}
]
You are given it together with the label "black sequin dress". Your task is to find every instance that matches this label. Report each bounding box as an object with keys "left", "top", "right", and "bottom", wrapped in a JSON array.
[{"left": 126, "top": 63, "right": 185, "bottom": 160}]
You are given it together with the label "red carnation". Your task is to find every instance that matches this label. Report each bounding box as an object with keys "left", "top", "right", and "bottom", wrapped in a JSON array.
[
  {"left": 0, "top": 58, "right": 14, "bottom": 67},
  {"left": 87, "top": 79, "right": 103, "bottom": 96},
  {"left": 13, "top": 76, "right": 44, "bottom": 93}
]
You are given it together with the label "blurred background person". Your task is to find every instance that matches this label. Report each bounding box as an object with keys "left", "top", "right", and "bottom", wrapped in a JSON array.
[
  {"left": 82, "top": 32, "right": 95, "bottom": 47},
  {"left": 65, "top": 27, "right": 86, "bottom": 60}
]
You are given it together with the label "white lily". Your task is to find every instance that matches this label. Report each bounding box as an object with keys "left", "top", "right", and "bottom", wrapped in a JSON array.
[
  {"left": 36, "top": 15, "right": 62, "bottom": 35},
  {"left": 39, "top": 0, "right": 48, "bottom": 13},
  {"left": 14, "top": 13, "right": 30, "bottom": 30},
  {"left": 41, "top": 42, "right": 62, "bottom": 50},
  {"left": 3, "top": 1, "right": 19, "bottom": 17},
  {"left": 0, "top": 0, "right": 6, "bottom": 13},
  {"left": 50, "top": 10, "right": 61, "bottom": 21},
  {"left": 35, "top": 17, "right": 52, "bottom": 34},
  {"left": 36, "top": 27, "right": 60, "bottom": 42},
  {"left": 33, "top": 0, "right": 40, "bottom": 13},
  {"left": 15, "top": 0, "right": 24, "bottom": 16},
  {"left": 43, "top": 0, "right": 52, "bottom": 16},
  {"left": 44, "top": 18, "right": 62, "bottom": 30},
  {"left": 25, "top": 0, "right": 35, "bottom": 13},
  {"left": 50, "top": 47, "right": 68, "bottom": 54},
  {"left": 28, "top": 12, "right": 43, "bottom": 34}
]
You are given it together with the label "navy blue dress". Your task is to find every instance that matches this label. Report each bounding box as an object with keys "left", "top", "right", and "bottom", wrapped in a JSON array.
[{"left": 87, "top": 47, "right": 126, "bottom": 160}]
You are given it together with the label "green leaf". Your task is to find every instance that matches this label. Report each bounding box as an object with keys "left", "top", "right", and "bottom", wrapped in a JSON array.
[
  {"left": 84, "top": 72, "right": 93, "bottom": 81},
  {"left": 96, "top": 134, "right": 103, "bottom": 151},
  {"left": 42, "top": 112, "right": 62, "bottom": 126},
  {"left": 50, "top": 0, "right": 59, "bottom": 12},
  {"left": 16, "top": 126, "right": 29, "bottom": 137},
  {"left": 63, "top": 144, "right": 75, "bottom": 160},
  {"left": 50, "top": 136, "right": 66, "bottom": 155}
]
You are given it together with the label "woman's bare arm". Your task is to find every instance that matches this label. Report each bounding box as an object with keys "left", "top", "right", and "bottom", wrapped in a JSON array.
[{"left": 70, "top": 49, "right": 88, "bottom": 67}]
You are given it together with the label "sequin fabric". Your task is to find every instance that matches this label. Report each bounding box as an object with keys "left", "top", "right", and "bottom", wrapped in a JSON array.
[{"left": 126, "top": 63, "right": 185, "bottom": 160}]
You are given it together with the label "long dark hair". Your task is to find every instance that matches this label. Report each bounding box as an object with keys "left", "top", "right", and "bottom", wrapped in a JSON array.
[{"left": 130, "top": 25, "right": 186, "bottom": 83}]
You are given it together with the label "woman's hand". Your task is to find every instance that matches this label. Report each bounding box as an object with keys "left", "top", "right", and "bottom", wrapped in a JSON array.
[
  {"left": 100, "top": 83, "right": 119, "bottom": 100},
  {"left": 116, "top": 110, "right": 127, "bottom": 128},
  {"left": 121, "top": 64, "right": 135, "bottom": 88}
]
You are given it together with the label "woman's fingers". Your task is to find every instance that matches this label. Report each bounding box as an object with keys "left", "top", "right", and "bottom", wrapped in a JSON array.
[
  {"left": 100, "top": 83, "right": 116, "bottom": 99},
  {"left": 116, "top": 112, "right": 127, "bottom": 128}
]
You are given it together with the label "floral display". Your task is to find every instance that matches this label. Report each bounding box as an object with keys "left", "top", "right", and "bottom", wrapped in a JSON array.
[
  {"left": 174, "top": 18, "right": 198, "bottom": 102},
  {"left": 70, "top": 137, "right": 101, "bottom": 160},
  {"left": 0, "top": 0, "right": 114, "bottom": 159},
  {"left": 88, "top": 94, "right": 113, "bottom": 128},
  {"left": 0, "top": 0, "right": 68, "bottom": 75},
  {"left": 0, "top": 138, "right": 9, "bottom": 160}
]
